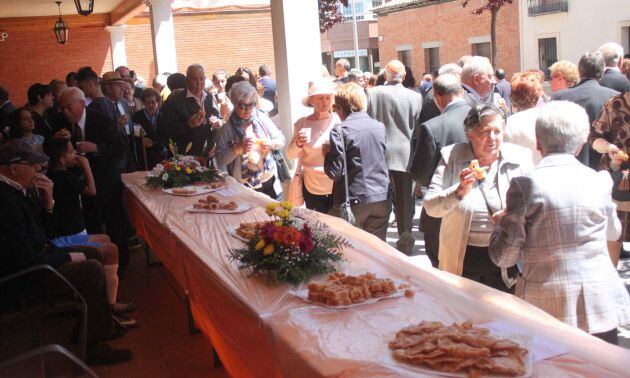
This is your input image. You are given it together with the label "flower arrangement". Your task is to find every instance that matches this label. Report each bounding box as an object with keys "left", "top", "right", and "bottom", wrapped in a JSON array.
[
  {"left": 145, "top": 141, "right": 218, "bottom": 188},
  {"left": 228, "top": 202, "right": 348, "bottom": 285}
]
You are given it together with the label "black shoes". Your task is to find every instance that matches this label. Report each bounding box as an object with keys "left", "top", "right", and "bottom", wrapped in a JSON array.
[
  {"left": 621, "top": 247, "right": 630, "bottom": 260},
  {"left": 88, "top": 342, "right": 132, "bottom": 365}
]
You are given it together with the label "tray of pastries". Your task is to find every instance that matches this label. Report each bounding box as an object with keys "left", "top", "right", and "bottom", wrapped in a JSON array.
[
  {"left": 290, "top": 272, "right": 408, "bottom": 308},
  {"left": 389, "top": 321, "right": 531, "bottom": 377},
  {"left": 163, "top": 181, "right": 224, "bottom": 196},
  {"left": 228, "top": 221, "right": 267, "bottom": 242},
  {"left": 185, "top": 194, "right": 251, "bottom": 214}
]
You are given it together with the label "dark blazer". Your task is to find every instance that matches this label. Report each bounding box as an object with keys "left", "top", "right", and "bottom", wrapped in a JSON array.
[
  {"left": 65, "top": 107, "right": 124, "bottom": 194},
  {"left": 419, "top": 88, "right": 441, "bottom": 124},
  {"left": 158, "top": 89, "right": 220, "bottom": 156},
  {"left": 600, "top": 69, "right": 630, "bottom": 93},
  {"left": 132, "top": 109, "right": 165, "bottom": 170},
  {"left": 410, "top": 101, "right": 471, "bottom": 187},
  {"left": 31, "top": 111, "right": 55, "bottom": 141},
  {"left": 259, "top": 76, "right": 277, "bottom": 107},
  {"left": 553, "top": 79, "right": 619, "bottom": 168},
  {"left": 324, "top": 112, "right": 389, "bottom": 206},
  {"left": 0, "top": 181, "right": 70, "bottom": 278}
]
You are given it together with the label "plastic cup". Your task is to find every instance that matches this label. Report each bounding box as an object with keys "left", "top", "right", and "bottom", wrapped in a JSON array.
[{"left": 300, "top": 128, "right": 312, "bottom": 143}]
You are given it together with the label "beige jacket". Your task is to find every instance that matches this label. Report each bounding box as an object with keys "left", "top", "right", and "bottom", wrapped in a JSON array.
[{"left": 423, "top": 142, "right": 533, "bottom": 276}]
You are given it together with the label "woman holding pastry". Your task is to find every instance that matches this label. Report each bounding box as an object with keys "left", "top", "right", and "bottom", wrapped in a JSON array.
[
  {"left": 286, "top": 79, "right": 340, "bottom": 213},
  {"left": 590, "top": 92, "right": 630, "bottom": 267},
  {"left": 216, "top": 81, "right": 285, "bottom": 199},
  {"left": 423, "top": 104, "right": 533, "bottom": 292}
]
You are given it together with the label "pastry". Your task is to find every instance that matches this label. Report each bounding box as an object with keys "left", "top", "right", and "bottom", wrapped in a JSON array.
[
  {"left": 306, "top": 272, "right": 398, "bottom": 306},
  {"left": 469, "top": 159, "right": 486, "bottom": 180}
]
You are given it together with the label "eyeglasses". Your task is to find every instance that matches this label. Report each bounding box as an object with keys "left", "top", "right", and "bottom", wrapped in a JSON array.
[
  {"left": 237, "top": 102, "right": 256, "bottom": 111},
  {"left": 13, "top": 162, "right": 44, "bottom": 173}
]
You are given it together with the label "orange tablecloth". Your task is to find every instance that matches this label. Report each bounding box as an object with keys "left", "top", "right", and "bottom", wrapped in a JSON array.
[{"left": 123, "top": 172, "right": 630, "bottom": 377}]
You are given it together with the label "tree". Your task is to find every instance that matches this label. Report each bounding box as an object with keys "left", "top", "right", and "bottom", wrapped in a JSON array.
[
  {"left": 319, "top": 0, "right": 349, "bottom": 33},
  {"left": 462, "top": 0, "right": 513, "bottom": 68}
]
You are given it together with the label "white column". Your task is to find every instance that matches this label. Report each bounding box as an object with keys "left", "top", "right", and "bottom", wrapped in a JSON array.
[
  {"left": 270, "top": 0, "right": 323, "bottom": 140},
  {"left": 148, "top": 0, "right": 178, "bottom": 75},
  {"left": 106, "top": 25, "right": 128, "bottom": 69}
]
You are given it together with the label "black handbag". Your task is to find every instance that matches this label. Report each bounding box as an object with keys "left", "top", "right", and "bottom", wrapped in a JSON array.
[
  {"left": 272, "top": 149, "right": 291, "bottom": 183},
  {"left": 336, "top": 125, "right": 356, "bottom": 225}
]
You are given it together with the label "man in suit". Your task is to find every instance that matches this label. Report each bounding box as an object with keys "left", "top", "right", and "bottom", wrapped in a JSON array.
[
  {"left": 334, "top": 59, "right": 351, "bottom": 84},
  {"left": 495, "top": 68, "right": 512, "bottom": 113},
  {"left": 367, "top": 60, "right": 423, "bottom": 255},
  {"left": 258, "top": 65, "right": 277, "bottom": 109},
  {"left": 419, "top": 63, "right": 463, "bottom": 124},
  {"left": 490, "top": 101, "right": 630, "bottom": 345},
  {"left": 58, "top": 87, "right": 132, "bottom": 275},
  {"left": 159, "top": 64, "right": 221, "bottom": 157},
  {"left": 599, "top": 42, "right": 630, "bottom": 93},
  {"left": 410, "top": 74, "right": 470, "bottom": 267},
  {"left": 461, "top": 57, "right": 507, "bottom": 112},
  {"left": 553, "top": 50, "right": 619, "bottom": 168}
]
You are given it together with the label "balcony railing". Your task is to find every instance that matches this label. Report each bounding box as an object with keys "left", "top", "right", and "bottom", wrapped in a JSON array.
[{"left": 528, "top": 0, "right": 568, "bottom": 16}]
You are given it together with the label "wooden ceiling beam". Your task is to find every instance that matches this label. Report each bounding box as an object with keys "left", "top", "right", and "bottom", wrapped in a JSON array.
[
  {"left": 0, "top": 13, "right": 110, "bottom": 32},
  {"left": 109, "top": 0, "right": 147, "bottom": 26}
]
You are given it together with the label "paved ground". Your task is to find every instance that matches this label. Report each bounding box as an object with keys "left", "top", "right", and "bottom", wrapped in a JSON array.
[{"left": 385, "top": 199, "right": 630, "bottom": 348}]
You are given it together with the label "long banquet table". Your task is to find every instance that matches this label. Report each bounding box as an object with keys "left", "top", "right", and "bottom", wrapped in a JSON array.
[{"left": 122, "top": 172, "right": 630, "bottom": 377}]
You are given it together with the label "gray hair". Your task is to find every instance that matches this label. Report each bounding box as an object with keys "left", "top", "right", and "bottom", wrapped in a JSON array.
[
  {"left": 461, "top": 56, "right": 494, "bottom": 84},
  {"left": 438, "top": 63, "right": 463, "bottom": 78},
  {"left": 463, "top": 103, "right": 506, "bottom": 133},
  {"left": 335, "top": 59, "right": 350, "bottom": 72},
  {"left": 578, "top": 51, "right": 605, "bottom": 80},
  {"left": 229, "top": 81, "right": 257, "bottom": 106},
  {"left": 599, "top": 42, "right": 624, "bottom": 67},
  {"left": 186, "top": 64, "right": 205, "bottom": 77},
  {"left": 433, "top": 74, "right": 462, "bottom": 96},
  {"left": 535, "top": 101, "right": 589, "bottom": 155},
  {"left": 58, "top": 86, "right": 86, "bottom": 103},
  {"left": 348, "top": 68, "right": 363, "bottom": 83},
  {"left": 458, "top": 55, "right": 473, "bottom": 68}
]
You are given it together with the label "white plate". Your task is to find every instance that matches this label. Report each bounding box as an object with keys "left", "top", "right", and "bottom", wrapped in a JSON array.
[
  {"left": 227, "top": 226, "right": 250, "bottom": 242},
  {"left": 391, "top": 333, "right": 533, "bottom": 378},
  {"left": 289, "top": 288, "right": 404, "bottom": 309},
  {"left": 185, "top": 203, "right": 252, "bottom": 214},
  {"left": 162, "top": 185, "right": 222, "bottom": 196}
]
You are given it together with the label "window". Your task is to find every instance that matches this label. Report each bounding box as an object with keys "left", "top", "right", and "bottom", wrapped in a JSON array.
[
  {"left": 471, "top": 42, "right": 491, "bottom": 59},
  {"left": 538, "top": 37, "right": 557, "bottom": 79},
  {"left": 398, "top": 50, "right": 412, "bottom": 67},
  {"left": 527, "top": 0, "right": 568, "bottom": 16},
  {"left": 622, "top": 26, "right": 630, "bottom": 56},
  {"left": 424, "top": 47, "right": 440, "bottom": 75},
  {"left": 342, "top": 1, "right": 365, "bottom": 21}
]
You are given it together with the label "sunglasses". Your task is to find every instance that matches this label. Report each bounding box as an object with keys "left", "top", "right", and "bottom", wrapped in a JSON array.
[{"left": 237, "top": 102, "right": 256, "bottom": 111}]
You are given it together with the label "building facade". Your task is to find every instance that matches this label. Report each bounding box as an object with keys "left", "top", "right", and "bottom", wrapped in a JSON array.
[
  {"left": 374, "top": 0, "right": 520, "bottom": 83},
  {"left": 520, "top": 0, "right": 630, "bottom": 77}
]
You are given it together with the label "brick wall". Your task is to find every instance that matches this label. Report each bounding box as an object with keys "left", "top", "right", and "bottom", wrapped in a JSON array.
[
  {"left": 124, "top": 11, "right": 276, "bottom": 86},
  {"left": 377, "top": 0, "right": 520, "bottom": 82},
  {"left": 0, "top": 27, "right": 112, "bottom": 106}
]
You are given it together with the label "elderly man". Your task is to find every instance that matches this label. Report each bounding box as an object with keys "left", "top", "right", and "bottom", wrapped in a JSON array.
[
  {"left": 490, "top": 101, "right": 630, "bottom": 345},
  {"left": 0, "top": 140, "right": 132, "bottom": 364},
  {"left": 461, "top": 56, "right": 506, "bottom": 111},
  {"left": 367, "top": 60, "right": 423, "bottom": 255},
  {"left": 348, "top": 68, "right": 365, "bottom": 87},
  {"left": 334, "top": 58, "right": 351, "bottom": 84},
  {"left": 420, "top": 63, "right": 463, "bottom": 124},
  {"left": 410, "top": 74, "right": 470, "bottom": 267},
  {"left": 553, "top": 51, "right": 619, "bottom": 168},
  {"left": 159, "top": 64, "right": 221, "bottom": 157},
  {"left": 599, "top": 42, "right": 630, "bottom": 93},
  {"left": 57, "top": 87, "right": 132, "bottom": 275}
]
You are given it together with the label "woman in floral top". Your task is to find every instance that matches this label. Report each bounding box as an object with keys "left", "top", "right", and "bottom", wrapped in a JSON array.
[{"left": 590, "top": 92, "right": 630, "bottom": 267}]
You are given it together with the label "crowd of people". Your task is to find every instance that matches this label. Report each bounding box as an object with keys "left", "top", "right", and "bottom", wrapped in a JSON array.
[{"left": 1, "top": 41, "right": 630, "bottom": 366}]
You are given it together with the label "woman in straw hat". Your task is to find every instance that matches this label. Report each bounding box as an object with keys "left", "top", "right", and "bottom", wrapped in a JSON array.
[{"left": 285, "top": 79, "right": 340, "bottom": 213}]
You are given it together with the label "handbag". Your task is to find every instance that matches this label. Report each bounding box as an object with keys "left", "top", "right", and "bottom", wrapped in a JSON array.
[
  {"left": 287, "top": 164, "right": 305, "bottom": 206},
  {"left": 272, "top": 149, "right": 291, "bottom": 183},
  {"left": 336, "top": 124, "right": 356, "bottom": 225}
]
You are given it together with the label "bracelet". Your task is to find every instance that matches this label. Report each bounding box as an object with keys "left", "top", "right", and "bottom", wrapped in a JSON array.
[{"left": 45, "top": 200, "right": 55, "bottom": 213}]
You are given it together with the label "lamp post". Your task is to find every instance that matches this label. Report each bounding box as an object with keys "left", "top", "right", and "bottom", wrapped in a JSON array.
[
  {"left": 74, "top": 0, "right": 94, "bottom": 16},
  {"left": 350, "top": 0, "right": 360, "bottom": 70},
  {"left": 53, "top": 1, "right": 69, "bottom": 45}
]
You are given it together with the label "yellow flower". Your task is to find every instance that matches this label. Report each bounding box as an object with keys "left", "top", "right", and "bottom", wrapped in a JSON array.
[
  {"left": 274, "top": 221, "right": 283, "bottom": 227},
  {"left": 175, "top": 166, "right": 182, "bottom": 171},
  {"left": 255, "top": 239, "right": 266, "bottom": 251},
  {"left": 185, "top": 167, "right": 193, "bottom": 174},
  {"left": 266, "top": 202, "right": 279, "bottom": 216},
  {"left": 263, "top": 244, "right": 275, "bottom": 256},
  {"left": 279, "top": 210, "right": 290, "bottom": 219},
  {"left": 281, "top": 201, "right": 293, "bottom": 211}
]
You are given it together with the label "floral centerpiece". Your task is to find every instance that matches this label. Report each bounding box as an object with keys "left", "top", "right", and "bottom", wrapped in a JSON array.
[
  {"left": 228, "top": 202, "right": 348, "bottom": 285},
  {"left": 146, "top": 141, "right": 218, "bottom": 188}
]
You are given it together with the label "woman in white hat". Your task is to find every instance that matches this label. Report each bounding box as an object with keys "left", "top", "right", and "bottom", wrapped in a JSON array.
[{"left": 285, "top": 79, "right": 340, "bottom": 213}]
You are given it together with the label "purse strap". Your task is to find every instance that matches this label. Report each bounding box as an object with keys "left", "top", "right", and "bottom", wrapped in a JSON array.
[{"left": 336, "top": 124, "right": 351, "bottom": 204}]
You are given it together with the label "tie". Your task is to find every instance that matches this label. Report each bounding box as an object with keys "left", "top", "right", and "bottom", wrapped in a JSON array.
[{"left": 74, "top": 123, "right": 84, "bottom": 141}]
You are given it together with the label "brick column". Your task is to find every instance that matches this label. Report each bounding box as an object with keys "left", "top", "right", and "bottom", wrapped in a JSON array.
[
  {"left": 106, "top": 25, "right": 127, "bottom": 70},
  {"left": 148, "top": 0, "right": 178, "bottom": 75},
  {"left": 270, "top": 0, "right": 322, "bottom": 140}
]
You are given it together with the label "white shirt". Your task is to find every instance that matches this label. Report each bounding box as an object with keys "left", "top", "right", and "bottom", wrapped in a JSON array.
[
  {"left": 77, "top": 107, "right": 87, "bottom": 140},
  {"left": 504, "top": 107, "right": 543, "bottom": 164}
]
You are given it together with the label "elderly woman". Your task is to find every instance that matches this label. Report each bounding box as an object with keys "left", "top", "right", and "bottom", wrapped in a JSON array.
[
  {"left": 549, "top": 60, "right": 579, "bottom": 93},
  {"left": 590, "top": 91, "right": 630, "bottom": 267},
  {"left": 216, "top": 81, "right": 285, "bottom": 199},
  {"left": 491, "top": 101, "right": 630, "bottom": 345},
  {"left": 423, "top": 104, "right": 532, "bottom": 292},
  {"left": 504, "top": 71, "right": 546, "bottom": 164},
  {"left": 286, "top": 80, "right": 340, "bottom": 213},
  {"left": 324, "top": 83, "right": 390, "bottom": 240},
  {"left": 132, "top": 88, "right": 164, "bottom": 170}
]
